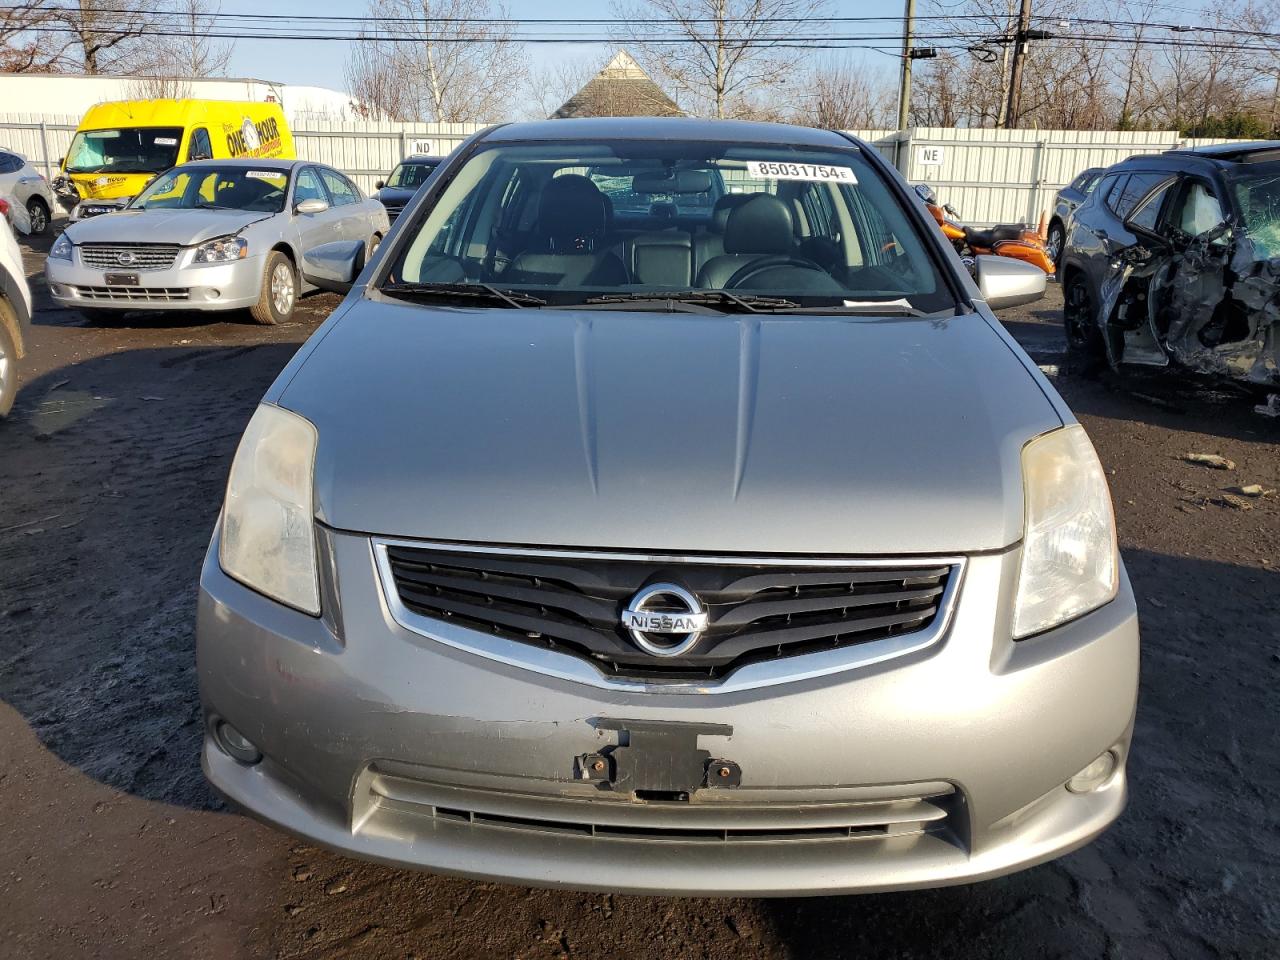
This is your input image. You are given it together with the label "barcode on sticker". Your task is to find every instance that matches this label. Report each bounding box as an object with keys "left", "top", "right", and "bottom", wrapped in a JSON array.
[
  {"left": 245, "top": 170, "right": 283, "bottom": 180},
  {"left": 745, "top": 161, "right": 856, "bottom": 184},
  {"left": 154, "top": 137, "right": 178, "bottom": 146}
]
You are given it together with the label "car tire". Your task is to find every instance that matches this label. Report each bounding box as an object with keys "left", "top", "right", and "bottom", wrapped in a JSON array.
[
  {"left": 250, "top": 250, "right": 297, "bottom": 325},
  {"left": 26, "top": 197, "right": 50, "bottom": 236},
  {"left": 1063, "top": 272, "right": 1105, "bottom": 360},
  {"left": 1046, "top": 219, "right": 1065, "bottom": 270},
  {"left": 368, "top": 233, "right": 382, "bottom": 263},
  {"left": 0, "top": 301, "right": 18, "bottom": 417}
]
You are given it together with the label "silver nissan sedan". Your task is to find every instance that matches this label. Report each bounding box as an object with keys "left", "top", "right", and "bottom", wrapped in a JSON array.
[
  {"left": 197, "top": 118, "right": 1139, "bottom": 896},
  {"left": 46, "top": 159, "right": 388, "bottom": 325}
]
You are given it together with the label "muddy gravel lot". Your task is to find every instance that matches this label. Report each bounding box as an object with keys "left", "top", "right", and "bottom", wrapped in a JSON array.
[{"left": 1, "top": 228, "right": 1277, "bottom": 960}]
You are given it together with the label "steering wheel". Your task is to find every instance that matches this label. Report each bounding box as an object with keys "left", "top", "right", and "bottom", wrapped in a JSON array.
[{"left": 724, "top": 255, "right": 828, "bottom": 290}]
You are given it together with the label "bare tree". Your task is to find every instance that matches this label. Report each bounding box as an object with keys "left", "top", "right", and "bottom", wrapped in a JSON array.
[
  {"left": 792, "top": 55, "right": 895, "bottom": 129},
  {"left": 522, "top": 53, "right": 600, "bottom": 120},
  {"left": 125, "top": 0, "right": 233, "bottom": 96},
  {"left": 2, "top": 1, "right": 69, "bottom": 71},
  {"left": 48, "top": 0, "right": 152, "bottom": 73},
  {"left": 344, "top": 0, "right": 526, "bottom": 123},
  {"left": 611, "top": 0, "right": 832, "bottom": 119}
]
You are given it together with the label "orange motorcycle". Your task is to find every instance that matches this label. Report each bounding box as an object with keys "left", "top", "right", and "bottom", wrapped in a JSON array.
[{"left": 913, "top": 184, "right": 1054, "bottom": 275}]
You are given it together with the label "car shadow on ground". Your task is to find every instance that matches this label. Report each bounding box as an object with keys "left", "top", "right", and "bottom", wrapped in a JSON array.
[{"left": 0, "top": 344, "right": 302, "bottom": 811}]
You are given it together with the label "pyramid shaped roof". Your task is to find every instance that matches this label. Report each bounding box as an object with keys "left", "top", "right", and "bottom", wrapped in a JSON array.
[{"left": 553, "top": 50, "right": 684, "bottom": 119}]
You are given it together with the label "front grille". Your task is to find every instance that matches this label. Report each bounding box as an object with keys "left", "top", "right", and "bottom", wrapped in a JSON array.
[
  {"left": 383, "top": 201, "right": 406, "bottom": 222},
  {"left": 75, "top": 285, "right": 189, "bottom": 302},
  {"left": 80, "top": 243, "right": 180, "bottom": 270},
  {"left": 366, "top": 767, "right": 961, "bottom": 845},
  {"left": 382, "top": 543, "right": 956, "bottom": 681}
]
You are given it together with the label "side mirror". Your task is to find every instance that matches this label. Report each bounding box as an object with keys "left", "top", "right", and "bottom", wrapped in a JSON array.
[
  {"left": 974, "top": 255, "right": 1046, "bottom": 310},
  {"left": 294, "top": 197, "right": 329, "bottom": 216},
  {"left": 301, "top": 239, "right": 365, "bottom": 294},
  {"left": 913, "top": 183, "right": 937, "bottom": 205},
  {"left": 375, "top": 180, "right": 386, "bottom": 190}
]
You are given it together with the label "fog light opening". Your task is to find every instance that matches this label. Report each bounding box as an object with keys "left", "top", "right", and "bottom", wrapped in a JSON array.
[
  {"left": 1067, "top": 750, "right": 1117, "bottom": 794},
  {"left": 215, "top": 721, "right": 262, "bottom": 765}
]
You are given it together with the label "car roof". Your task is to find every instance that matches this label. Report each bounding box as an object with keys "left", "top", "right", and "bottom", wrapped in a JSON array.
[
  {"left": 1164, "top": 140, "right": 1280, "bottom": 162},
  {"left": 482, "top": 117, "right": 854, "bottom": 148},
  {"left": 401, "top": 155, "right": 442, "bottom": 163},
  {"left": 180, "top": 158, "right": 301, "bottom": 171}
]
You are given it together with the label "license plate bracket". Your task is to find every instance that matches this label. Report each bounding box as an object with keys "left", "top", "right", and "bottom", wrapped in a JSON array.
[
  {"left": 104, "top": 272, "right": 139, "bottom": 286},
  {"left": 577, "top": 719, "right": 738, "bottom": 795}
]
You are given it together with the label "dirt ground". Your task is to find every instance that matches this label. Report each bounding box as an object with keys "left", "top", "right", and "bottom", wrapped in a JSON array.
[{"left": 1, "top": 228, "right": 1277, "bottom": 960}]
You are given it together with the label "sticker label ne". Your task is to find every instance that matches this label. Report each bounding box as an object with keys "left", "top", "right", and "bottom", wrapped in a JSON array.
[{"left": 746, "top": 161, "right": 857, "bottom": 184}]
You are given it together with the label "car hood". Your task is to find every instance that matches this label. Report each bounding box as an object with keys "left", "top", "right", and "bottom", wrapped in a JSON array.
[
  {"left": 65, "top": 208, "right": 273, "bottom": 246},
  {"left": 376, "top": 188, "right": 415, "bottom": 204},
  {"left": 279, "top": 300, "right": 1062, "bottom": 555}
]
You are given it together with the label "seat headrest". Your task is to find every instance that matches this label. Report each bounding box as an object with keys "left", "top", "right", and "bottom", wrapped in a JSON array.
[
  {"left": 724, "top": 194, "right": 794, "bottom": 255},
  {"left": 710, "top": 194, "right": 748, "bottom": 234},
  {"left": 538, "top": 174, "right": 608, "bottom": 252}
]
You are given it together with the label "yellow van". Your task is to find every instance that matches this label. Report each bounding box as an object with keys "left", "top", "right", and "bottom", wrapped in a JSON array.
[{"left": 57, "top": 99, "right": 295, "bottom": 217}]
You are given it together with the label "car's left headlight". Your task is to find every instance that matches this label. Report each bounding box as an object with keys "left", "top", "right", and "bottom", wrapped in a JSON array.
[
  {"left": 1012, "top": 425, "right": 1119, "bottom": 639},
  {"left": 194, "top": 236, "right": 248, "bottom": 264},
  {"left": 49, "top": 233, "right": 73, "bottom": 260},
  {"left": 219, "top": 403, "right": 320, "bottom": 616}
]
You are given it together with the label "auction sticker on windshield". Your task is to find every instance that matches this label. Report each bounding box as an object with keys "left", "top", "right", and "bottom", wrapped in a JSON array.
[
  {"left": 246, "top": 170, "right": 284, "bottom": 180},
  {"left": 745, "top": 161, "right": 857, "bottom": 184}
]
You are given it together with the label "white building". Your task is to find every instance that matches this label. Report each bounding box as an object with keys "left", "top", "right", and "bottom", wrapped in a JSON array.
[{"left": 0, "top": 72, "right": 356, "bottom": 122}]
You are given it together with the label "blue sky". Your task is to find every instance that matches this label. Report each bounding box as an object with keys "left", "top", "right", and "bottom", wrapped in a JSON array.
[
  {"left": 219, "top": 0, "right": 909, "bottom": 93},
  {"left": 225, "top": 0, "right": 632, "bottom": 91}
]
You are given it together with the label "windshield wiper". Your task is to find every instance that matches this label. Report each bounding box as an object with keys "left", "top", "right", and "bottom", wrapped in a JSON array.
[
  {"left": 581, "top": 290, "right": 798, "bottom": 313},
  {"left": 381, "top": 281, "right": 546, "bottom": 308}
]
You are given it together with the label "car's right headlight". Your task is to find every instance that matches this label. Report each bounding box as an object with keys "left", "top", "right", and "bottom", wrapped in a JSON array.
[
  {"left": 219, "top": 403, "right": 320, "bottom": 616},
  {"left": 1012, "top": 425, "right": 1119, "bottom": 639},
  {"left": 49, "top": 233, "right": 73, "bottom": 260}
]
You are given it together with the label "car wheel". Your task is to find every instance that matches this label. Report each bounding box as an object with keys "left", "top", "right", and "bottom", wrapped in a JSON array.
[
  {"left": 1063, "top": 273, "right": 1105, "bottom": 358},
  {"left": 26, "top": 197, "right": 50, "bottom": 235},
  {"left": 250, "top": 250, "right": 297, "bottom": 325},
  {"left": 368, "top": 233, "right": 382, "bottom": 262},
  {"left": 0, "top": 302, "right": 18, "bottom": 417},
  {"left": 1046, "top": 220, "right": 1065, "bottom": 269}
]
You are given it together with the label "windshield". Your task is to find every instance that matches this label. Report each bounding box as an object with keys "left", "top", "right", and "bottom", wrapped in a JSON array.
[
  {"left": 1227, "top": 164, "right": 1280, "bottom": 258},
  {"left": 132, "top": 165, "right": 289, "bottom": 213},
  {"left": 387, "top": 161, "right": 439, "bottom": 189},
  {"left": 65, "top": 127, "right": 184, "bottom": 175},
  {"left": 386, "top": 139, "right": 952, "bottom": 312}
]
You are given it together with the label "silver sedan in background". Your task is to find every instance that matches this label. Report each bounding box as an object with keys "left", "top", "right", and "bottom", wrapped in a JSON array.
[{"left": 45, "top": 159, "right": 388, "bottom": 324}]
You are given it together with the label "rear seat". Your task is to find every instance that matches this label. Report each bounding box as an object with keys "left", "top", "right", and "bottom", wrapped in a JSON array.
[
  {"left": 625, "top": 230, "right": 694, "bottom": 286},
  {"left": 621, "top": 196, "right": 754, "bottom": 287}
]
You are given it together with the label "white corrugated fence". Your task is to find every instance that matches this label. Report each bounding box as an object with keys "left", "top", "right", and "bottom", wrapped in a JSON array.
[{"left": 0, "top": 112, "right": 1251, "bottom": 224}]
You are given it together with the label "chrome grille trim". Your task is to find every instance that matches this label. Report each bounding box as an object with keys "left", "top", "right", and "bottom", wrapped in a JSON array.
[
  {"left": 75, "top": 285, "right": 189, "bottom": 302},
  {"left": 80, "top": 243, "right": 181, "bottom": 271},
  {"left": 371, "top": 537, "right": 966, "bottom": 695}
]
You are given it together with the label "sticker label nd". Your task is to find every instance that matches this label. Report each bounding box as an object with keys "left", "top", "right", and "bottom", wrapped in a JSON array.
[{"left": 745, "top": 160, "right": 857, "bottom": 184}]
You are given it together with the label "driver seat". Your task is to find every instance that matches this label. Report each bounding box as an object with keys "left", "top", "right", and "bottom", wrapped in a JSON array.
[{"left": 694, "top": 194, "right": 794, "bottom": 288}]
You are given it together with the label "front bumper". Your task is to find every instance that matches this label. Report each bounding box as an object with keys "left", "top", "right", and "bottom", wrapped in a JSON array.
[
  {"left": 198, "top": 529, "right": 1139, "bottom": 896},
  {"left": 46, "top": 251, "right": 264, "bottom": 311}
]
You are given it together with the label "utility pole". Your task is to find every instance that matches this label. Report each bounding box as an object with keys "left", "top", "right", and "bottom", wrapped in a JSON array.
[
  {"left": 897, "top": 0, "right": 915, "bottom": 131},
  {"left": 1005, "top": 0, "right": 1032, "bottom": 127}
]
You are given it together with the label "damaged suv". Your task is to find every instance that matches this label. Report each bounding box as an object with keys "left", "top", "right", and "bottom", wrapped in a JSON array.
[
  {"left": 1061, "top": 142, "right": 1280, "bottom": 385},
  {"left": 198, "top": 118, "right": 1138, "bottom": 896}
]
